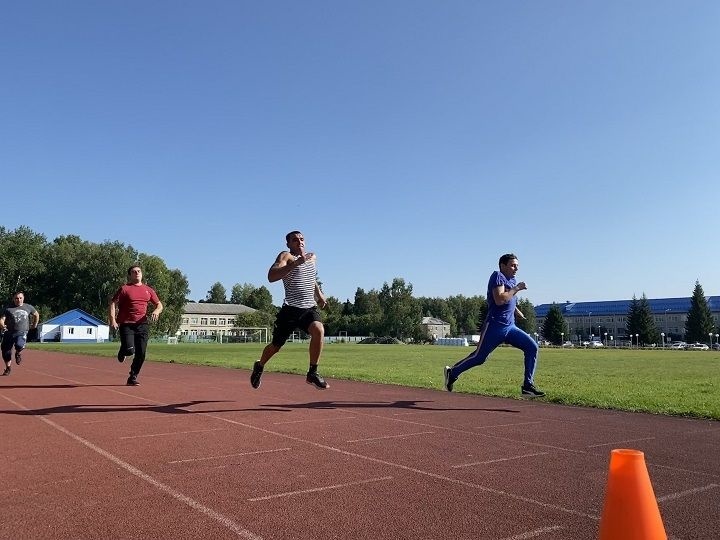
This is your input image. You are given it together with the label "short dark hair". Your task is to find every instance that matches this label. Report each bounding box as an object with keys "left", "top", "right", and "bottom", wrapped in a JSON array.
[
  {"left": 499, "top": 253, "right": 518, "bottom": 267},
  {"left": 286, "top": 230, "right": 302, "bottom": 242},
  {"left": 127, "top": 264, "right": 142, "bottom": 276}
]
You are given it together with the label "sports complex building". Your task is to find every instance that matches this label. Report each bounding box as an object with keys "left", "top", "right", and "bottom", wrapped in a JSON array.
[{"left": 534, "top": 296, "right": 720, "bottom": 345}]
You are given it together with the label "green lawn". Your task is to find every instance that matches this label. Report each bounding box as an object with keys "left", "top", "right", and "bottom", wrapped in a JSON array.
[{"left": 32, "top": 342, "right": 720, "bottom": 420}]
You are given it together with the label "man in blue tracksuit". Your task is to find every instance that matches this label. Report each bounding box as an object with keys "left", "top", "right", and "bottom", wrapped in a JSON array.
[{"left": 444, "top": 253, "right": 545, "bottom": 397}]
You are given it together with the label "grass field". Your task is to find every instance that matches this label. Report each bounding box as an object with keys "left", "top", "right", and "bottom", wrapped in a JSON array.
[{"left": 32, "top": 342, "right": 720, "bottom": 420}]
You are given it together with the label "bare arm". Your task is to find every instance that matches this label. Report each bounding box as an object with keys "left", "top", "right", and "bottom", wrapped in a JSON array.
[
  {"left": 492, "top": 281, "right": 527, "bottom": 305},
  {"left": 31, "top": 310, "right": 40, "bottom": 328},
  {"left": 109, "top": 301, "right": 119, "bottom": 330},
  {"left": 315, "top": 283, "right": 327, "bottom": 309},
  {"left": 267, "top": 251, "right": 316, "bottom": 282},
  {"left": 0, "top": 316, "right": 5, "bottom": 332},
  {"left": 150, "top": 300, "right": 163, "bottom": 322},
  {"left": 514, "top": 306, "right": 526, "bottom": 320}
]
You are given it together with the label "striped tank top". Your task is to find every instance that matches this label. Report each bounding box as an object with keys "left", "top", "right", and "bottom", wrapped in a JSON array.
[{"left": 282, "top": 255, "right": 317, "bottom": 308}]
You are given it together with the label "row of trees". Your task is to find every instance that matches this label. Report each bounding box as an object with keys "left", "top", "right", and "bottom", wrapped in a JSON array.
[
  {"left": 541, "top": 281, "right": 717, "bottom": 346},
  {"left": 0, "top": 226, "right": 190, "bottom": 336},
  {"left": 230, "top": 277, "right": 538, "bottom": 342},
  {"left": 3, "top": 225, "right": 715, "bottom": 344}
]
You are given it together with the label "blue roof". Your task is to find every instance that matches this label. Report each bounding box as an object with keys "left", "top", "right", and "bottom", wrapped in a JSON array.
[
  {"left": 534, "top": 297, "right": 720, "bottom": 317},
  {"left": 43, "top": 309, "right": 107, "bottom": 327}
]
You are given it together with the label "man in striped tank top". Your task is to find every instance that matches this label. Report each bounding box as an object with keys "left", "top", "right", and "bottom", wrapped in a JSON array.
[{"left": 250, "top": 231, "right": 329, "bottom": 389}]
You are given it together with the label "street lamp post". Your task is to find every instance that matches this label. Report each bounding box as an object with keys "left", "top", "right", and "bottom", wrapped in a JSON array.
[
  {"left": 604, "top": 332, "right": 607, "bottom": 345},
  {"left": 636, "top": 333, "right": 639, "bottom": 348},
  {"left": 661, "top": 332, "right": 665, "bottom": 348},
  {"left": 534, "top": 332, "right": 538, "bottom": 343},
  {"left": 664, "top": 308, "right": 670, "bottom": 339},
  {"left": 561, "top": 332, "right": 564, "bottom": 346},
  {"left": 588, "top": 312, "right": 592, "bottom": 340},
  {"left": 710, "top": 332, "right": 714, "bottom": 348},
  {"left": 610, "top": 335, "right": 614, "bottom": 348}
]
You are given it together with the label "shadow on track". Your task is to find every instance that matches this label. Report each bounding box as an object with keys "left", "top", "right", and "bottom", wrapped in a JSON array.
[
  {"left": 261, "top": 400, "right": 520, "bottom": 413},
  {"left": 0, "top": 400, "right": 293, "bottom": 416}
]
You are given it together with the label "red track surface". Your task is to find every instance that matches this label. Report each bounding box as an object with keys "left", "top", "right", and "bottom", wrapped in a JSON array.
[{"left": 1, "top": 350, "right": 718, "bottom": 539}]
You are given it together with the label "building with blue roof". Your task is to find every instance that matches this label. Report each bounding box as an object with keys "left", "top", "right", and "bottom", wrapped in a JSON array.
[
  {"left": 39, "top": 309, "right": 110, "bottom": 343},
  {"left": 534, "top": 297, "right": 720, "bottom": 344}
]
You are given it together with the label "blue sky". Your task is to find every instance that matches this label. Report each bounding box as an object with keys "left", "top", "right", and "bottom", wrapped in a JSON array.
[{"left": 2, "top": 1, "right": 719, "bottom": 307}]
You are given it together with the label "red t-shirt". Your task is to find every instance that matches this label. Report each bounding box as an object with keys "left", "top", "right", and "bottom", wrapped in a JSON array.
[{"left": 111, "top": 284, "right": 160, "bottom": 324}]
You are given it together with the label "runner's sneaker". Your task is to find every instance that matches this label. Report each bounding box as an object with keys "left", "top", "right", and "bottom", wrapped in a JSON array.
[
  {"left": 443, "top": 366, "right": 457, "bottom": 392},
  {"left": 2, "top": 366, "right": 10, "bottom": 376},
  {"left": 521, "top": 384, "right": 545, "bottom": 398},
  {"left": 126, "top": 374, "right": 139, "bottom": 386},
  {"left": 250, "top": 361, "right": 264, "bottom": 389},
  {"left": 306, "top": 369, "right": 329, "bottom": 389},
  {"left": 15, "top": 350, "right": 22, "bottom": 365}
]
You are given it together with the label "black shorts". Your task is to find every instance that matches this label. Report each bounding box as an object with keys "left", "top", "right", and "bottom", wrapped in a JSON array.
[{"left": 272, "top": 305, "right": 322, "bottom": 347}]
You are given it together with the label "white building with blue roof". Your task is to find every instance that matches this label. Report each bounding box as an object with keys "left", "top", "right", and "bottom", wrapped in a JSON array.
[
  {"left": 39, "top": 309, "right": 110, "bottom": 343},
  {"left": 534, "top": 296, "right": 720, "bottom": 344}
]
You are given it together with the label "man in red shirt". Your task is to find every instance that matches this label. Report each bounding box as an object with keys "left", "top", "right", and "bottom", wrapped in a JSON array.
[{"left": 109, "top": 265, "right": 163, "bottom": 386}]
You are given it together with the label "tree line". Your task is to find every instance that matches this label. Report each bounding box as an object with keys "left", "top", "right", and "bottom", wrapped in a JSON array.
[
  {"left": 540, "top": 281, "right": 717, "bottom": 346},
  {"left": 0, "top": 226, "right": 189, "bottom": 336}
]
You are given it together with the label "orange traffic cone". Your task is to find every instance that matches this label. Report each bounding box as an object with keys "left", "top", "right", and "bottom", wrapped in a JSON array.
[{"left": 599, "top": 448, "right": 667, "bottom": 540}]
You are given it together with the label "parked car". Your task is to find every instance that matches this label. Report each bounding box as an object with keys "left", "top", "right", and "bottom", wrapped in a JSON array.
[
  {"left": 562, "top": 341, "right": 574, "bottom": 348},
  {"left": 588, "top": 340, "right": 604, "bottom": 348},
  {"left": 669, "top": 342, "right": 687, "bottom": 350},
  {"left": 687, "top": 343, "right": 710, "bottom": 351},
  {"left": 712, "top": 343, "right": 720, "bottom": 351}
]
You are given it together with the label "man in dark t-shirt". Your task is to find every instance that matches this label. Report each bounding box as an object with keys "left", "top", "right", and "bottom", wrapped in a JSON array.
[
  {"left": 109, "top": 265, "right": 163, "bottom": 386},
  {"left": 0, "top": 291, "right": 40, "bottom": 376}
]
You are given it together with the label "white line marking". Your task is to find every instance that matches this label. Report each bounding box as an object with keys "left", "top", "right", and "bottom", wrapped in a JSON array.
[
  {"left": 498, "top": 525, "right": 565, "bottom": 539},
  {"left": 248, "top": 476, "right": 393, "bottom": 502},
  {"left": 0, "top": 394, "right": 263, "bottom": 540},
  {"left": 170, "top": 447, "right": 292, "bottom": 464},
  {"left": 207, "top": 414, "right": 600, "bottom": 520},
  {"left": 84, "top": 415, "right": 163, "bottom": 424},
  {"left": 346, "top": 431, "right": 435, "bottom": 443},
  {"left": 452, "top": 452, "right": 549, "bottom": 469},
  {"left": 476, "top": 421, "right": 543, "bottom": 429},
  {"left": 272, "top": 415, "right": 356, "bottom": 425},
  {"left": 586, "top": 437, "right": 655, "bottom": 448},
  {"left": 119, "top": 428, "right": 226, "bottom": 440},
  {"left": 657, "top": 484, "right": 720, "bottom": 502}
]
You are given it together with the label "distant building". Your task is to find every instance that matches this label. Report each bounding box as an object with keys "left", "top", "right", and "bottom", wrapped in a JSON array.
[
  {"left": 180, "top": 302, "right": 257, "bottom": 339},
  {"left": 40, "top": 309, "right": 110, "bottom": 343},
  {"left": 534, "top": 297, "right": 720, "bottom": 343},
  {"left": 421, "top": 316, "right": 451, "bottom": 339}
]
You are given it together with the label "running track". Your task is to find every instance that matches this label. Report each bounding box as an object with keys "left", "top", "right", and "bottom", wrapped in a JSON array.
[{"left": 1, "top": 350, "right": 718, "bottom": 540}]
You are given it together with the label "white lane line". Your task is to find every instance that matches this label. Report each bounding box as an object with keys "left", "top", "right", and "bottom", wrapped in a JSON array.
[
  {"left": 346, "top": 431, "right": 435, "bottom": 443},
  {"left": 84, "top": 415, "right": 163, "bottom": 424},
  {"left": 657, "top": 484, "right": 720, "bottom": 502},
  {"left": 207, "top": 414, "right": 600, "bottom": 520},
  {"left": 499, "top": 525, "right": 565, "bottom": 539},
  {"left": 476, "top": 421, "right": 543, "bottom": 429},
  {"left": 170, "top": 447, "right": 292, "bottom": 464},
  {"left": 119, "top": 428, "right": 226, "bottom": 440},
  {"left": 248, "top": 476, "right": 393, "bottom": 502},
  {"left": 0, "top": 394, "right": 263, "bottom": 540},
  {"left": 586, "top": 437, "right": 655, "bottom": 448},
  {"left": 452, "top": 452, "right": 549, "bottom": 469},
  {"left": 272, "top": 415, "right": 356, "bottom": 425}
]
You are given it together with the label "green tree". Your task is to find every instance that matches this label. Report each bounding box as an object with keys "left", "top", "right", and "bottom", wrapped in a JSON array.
[
  {"left": 205, "top": 282, "right": 227, "bottom": 303},
  {"left": 541, "top": 304, "right": 566, "bottom": 344},
  {"left": 230, "top": 283, "right": 255, "bottom": 304},
  {"left": 235, "top": 310, "right": 275, "bottom": 330},
  {"left": 516, "top": 298, "right": 537, "bottom": 335},
  {"left": 0, "top": 226, "right": 48, "bottom": 303},
  {"left": 378, "top": 278, "right": 421, "bottom": 340},
  {"left": 246, "top": 286, "right": 275, "bottom": 312},
  {"left": 685, "top": 280, "right": 715, "bottom": 343},
  {"left": 626, "top": 294, "right": 660, "bottom": 345}
]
